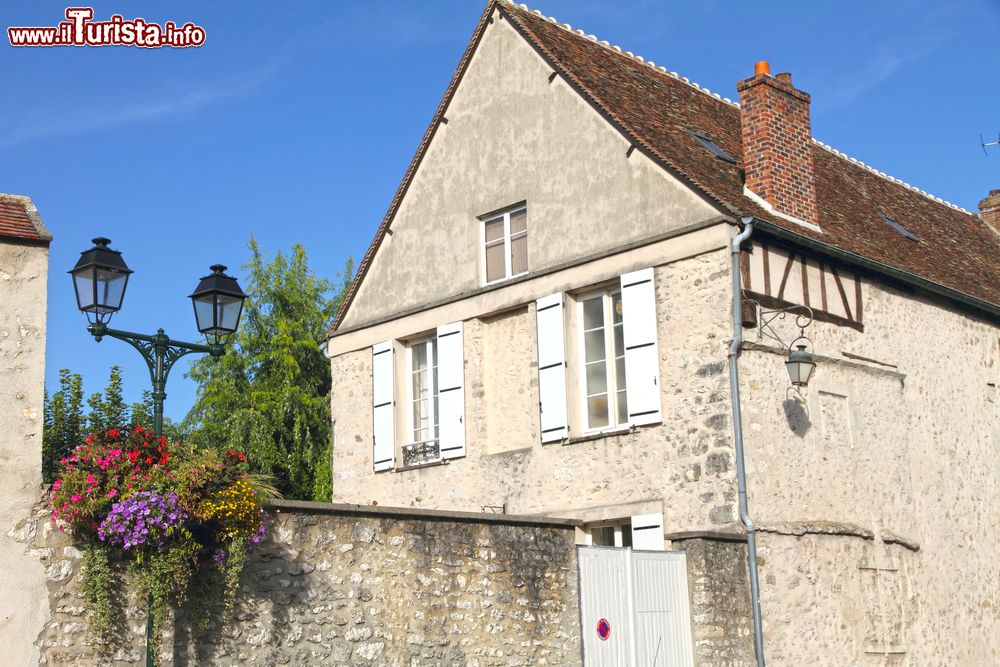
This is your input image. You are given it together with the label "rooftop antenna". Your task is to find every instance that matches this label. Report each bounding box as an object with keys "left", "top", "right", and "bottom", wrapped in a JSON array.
[{"left": 981, "top": 132, "right": 1000, "bottom": 156}]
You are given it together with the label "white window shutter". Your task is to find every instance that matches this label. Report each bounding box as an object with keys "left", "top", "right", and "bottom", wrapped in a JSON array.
[
  {"left": 371, "top": 341, "right": 395, "bottom": 471},
  {"left": 620, "top": 268, "right": 662, "bottom": 426},
  {"left": 536, "top": 293, "right": 568, "bottom": 442},
  {"left": 436, "top": 321, "right": 465, "bottom": 460},
  {"left": 631, "top": 512, "right": 664, "bottom": 550}
]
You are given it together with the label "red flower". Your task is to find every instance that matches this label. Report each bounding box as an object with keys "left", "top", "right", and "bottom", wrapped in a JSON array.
[{"left": 107, "top": 428, "right": 120, "bottom": 437}]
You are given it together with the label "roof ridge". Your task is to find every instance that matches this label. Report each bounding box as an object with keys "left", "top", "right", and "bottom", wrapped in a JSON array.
[
  {"left": 810, "top": 139, "right": 972, "bottom": 215},
  {"left": 507, "top": 2, "right": 739, "bottom": 108},
  {"left": 507, "top": 2, "right": 975, "bottom": 218}
]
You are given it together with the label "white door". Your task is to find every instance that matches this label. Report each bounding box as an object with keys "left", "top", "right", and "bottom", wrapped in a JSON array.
[{"left": 578, "top": 546, "right": 694, "bottom": 667}]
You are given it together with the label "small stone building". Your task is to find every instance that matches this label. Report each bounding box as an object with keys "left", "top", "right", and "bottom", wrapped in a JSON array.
[
  {"left": 0, "top": 193, "right": 52, "bottom": 666},
  {"left": 324, "top": 2, "right": 1000, "bottom": 665}
]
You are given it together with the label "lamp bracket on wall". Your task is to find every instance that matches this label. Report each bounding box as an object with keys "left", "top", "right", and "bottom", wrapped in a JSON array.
[{"left": 749, "top": 301, "right": 814, "bottom": 351}]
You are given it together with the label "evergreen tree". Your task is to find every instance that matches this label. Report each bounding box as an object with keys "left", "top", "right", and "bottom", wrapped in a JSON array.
[
  {"left": 183, "top": 239, "right": 353, "bottom": 501},
  {"left": 42, "top": 369, "right": 85, "bottom": 481},
  {"left": 86, "top": 366, "right": 129, "bottom": 433}
]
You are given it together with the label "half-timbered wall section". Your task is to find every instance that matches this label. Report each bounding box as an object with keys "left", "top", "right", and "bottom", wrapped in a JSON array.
[{"left": 743, "top": 241, "right": 862, "bottom": 329}]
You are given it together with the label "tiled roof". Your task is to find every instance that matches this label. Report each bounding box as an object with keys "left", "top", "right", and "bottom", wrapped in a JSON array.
[
  {"left": 0, "top": 194, "right": 51, "bottom": 244},
  {"left": 328, "top": 1, "right": 1000, "bottom": 337}
]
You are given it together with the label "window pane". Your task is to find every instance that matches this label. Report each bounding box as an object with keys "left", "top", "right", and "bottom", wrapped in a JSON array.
[
  {"left": 612, "top": 291, "right": 623, "bottom": 325},
  {"left": 586, "top": 361, "right": 608, "bottom": 395},
  {"left": 510, "top": 233, "right": 528, "bottom": 275},
  {"left": 621, "top": 523, "right": 633, "bottom": 548},
  {"left": 584, "top": 330, "right": 606, "bottom": 363},
  {"left": 510, "top": 208, "right": 527, "bottom": 234},
  {"left": 412, "top": 342, "right": 428, "bottom": 373},
  {"left": 592, "top": 526, "right": 614, "bottom": 546},
  {"left": 615, "top": 357, "right": 627, "bottom": 391},
  {"left": 587, "top": 395, "right": 609, "bottom": 428},
  {"left": 616, "top": 390, "right": 628, "bottom": 425},
  {"left": 484, "top": 218, "right": 504, "bottom": 243},
  {"left": 485, "top": 241, "right": 506, "bottom": 282},
  {"left": 583, "top": 297, "right": 604, "bottom": 331}
]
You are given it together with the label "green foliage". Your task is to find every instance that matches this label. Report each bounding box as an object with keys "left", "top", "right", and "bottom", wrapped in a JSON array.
[
  {"left": 183, "top": 239, "right": 353, "bottom": 501},
  {"left": 43, "top": 369, "right": 85, "bottom": 482},
  {"left": 81, "top": 542, "right": 119, "bottom": 643},
  {"left": 43, "top": 368, "right": 180, "bottom": 481}
]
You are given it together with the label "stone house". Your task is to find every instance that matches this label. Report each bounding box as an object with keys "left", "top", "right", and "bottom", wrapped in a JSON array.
[
  {"left": 0, "top": 193, "right": 51, "bottom": 666},
  {"left": 324, "top": 2, "right": 1000, "bottom": 664}
]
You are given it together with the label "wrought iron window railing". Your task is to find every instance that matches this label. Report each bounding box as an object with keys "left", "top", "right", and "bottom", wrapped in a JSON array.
[{"left": 402, "top": 439, "right": 441, "bottom": 467}]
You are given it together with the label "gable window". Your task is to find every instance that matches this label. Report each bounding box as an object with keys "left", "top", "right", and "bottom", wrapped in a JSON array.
[
  {"left": 579, "top": 289, "right": 628, "bottom": 431},
  {"left": 481, "top": 205, "right": 527, "bottom": 284},
  {"left": 408, "top": 337, "right": 439, "bottom": 444}
]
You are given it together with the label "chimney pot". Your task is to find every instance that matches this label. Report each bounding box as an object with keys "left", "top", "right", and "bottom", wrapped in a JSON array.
[
  {"left": 776, "top": 72, "right": 793, "bottom": 85},
  {"left": 754, "top": 61, "right": 771, "bottom": 77}
]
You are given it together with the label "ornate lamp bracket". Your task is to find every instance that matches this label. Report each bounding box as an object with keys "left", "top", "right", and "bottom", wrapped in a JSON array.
[{"left": 748, "top": 301, "right": 814, "bottom": 352}]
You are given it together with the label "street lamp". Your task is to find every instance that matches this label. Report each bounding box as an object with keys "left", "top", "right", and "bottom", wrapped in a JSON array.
[
  {"left": 70, "top": 237, "right": 246, "bottom": 667},
  {"left": 785, "top": 342, "right": 816, "bottom": 387}
]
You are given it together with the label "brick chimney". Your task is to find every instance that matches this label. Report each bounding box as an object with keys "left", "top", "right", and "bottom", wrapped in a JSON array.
[
  {"left": 979, "top": 189, "right": 1000, "bottom": 229},
  {"left": 737, "top": 62, "right": 818, "bottom": 225}
]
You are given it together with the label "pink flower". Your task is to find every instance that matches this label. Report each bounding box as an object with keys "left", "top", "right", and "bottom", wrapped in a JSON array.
[
  {"left": 52, "top": 479, "right": 62, "bottom": 490},
  {"left": 70, "top": 494, "right": 82, "bottom": 503},
  {"left": 107, "top": 489, "right": 118, "bottom": 499}
]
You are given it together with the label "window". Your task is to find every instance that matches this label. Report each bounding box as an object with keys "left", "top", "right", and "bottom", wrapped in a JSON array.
[
  {"left": 535, "top": 268, "right": 662, "bottom": 444},
  {"left": 371, "top": 323, "right": 466, "bottom": 472},
  {"left": 878, "top": 212, "right": 918, "bottom": 242},
  {"left": 589, "top": 521, "right": 633, "bottom": 548},
  {"left": 481, "top": 205, "right": 527, "bottom": 284},
  {"left": 408, "top": 337, "right": 439, "bottom": 444},
  {"left": 689, "top": 130, "right": 736, "bottom": 163},
  {"left": 579, "top": 289, "right": 629, "bottom": 431}
]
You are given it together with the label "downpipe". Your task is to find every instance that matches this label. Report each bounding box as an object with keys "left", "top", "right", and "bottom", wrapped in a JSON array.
[{"left": 729, "top": 216, "right": 766, "bottom": 667}]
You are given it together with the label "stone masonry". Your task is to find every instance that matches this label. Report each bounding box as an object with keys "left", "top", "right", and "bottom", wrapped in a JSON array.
[{"left": 22, "top": 499, "right": 581, "bottom": 666}]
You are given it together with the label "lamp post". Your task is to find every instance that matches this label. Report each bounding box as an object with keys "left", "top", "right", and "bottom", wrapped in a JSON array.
[{"left": 69, "top": 237, "right": 246, "bottom": 666}]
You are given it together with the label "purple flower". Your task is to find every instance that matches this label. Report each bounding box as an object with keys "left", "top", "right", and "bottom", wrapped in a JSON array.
[{"left": 97, "top": 491, "right": 188, "bottom": 550}]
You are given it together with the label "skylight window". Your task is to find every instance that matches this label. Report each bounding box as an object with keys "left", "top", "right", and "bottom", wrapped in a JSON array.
[
  {"left": 689, "top": 130, "right": 736, "bottom": 163},
  {"left": 879, "top": 212, "right": 918, "bottom": 242}
]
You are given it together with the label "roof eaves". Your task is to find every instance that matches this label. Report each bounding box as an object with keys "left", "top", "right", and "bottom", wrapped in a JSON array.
[{"left": 753, "top": 218, "right": 1000, "bottom": 319}]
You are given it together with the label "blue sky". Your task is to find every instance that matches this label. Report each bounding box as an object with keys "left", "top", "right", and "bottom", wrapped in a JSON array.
[{"left": 2, "top": 0, "right": 997, "bottom": 421}]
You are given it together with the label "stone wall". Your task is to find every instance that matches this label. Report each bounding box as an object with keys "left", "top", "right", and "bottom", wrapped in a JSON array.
[
  {"left": 671, "top": 534, "right": 754, "bottom": 667},
  {"left": 0, "top": 235, "right": 50, "bottom": 667},
  {"left": 28, "top": 500, "right": 581, "bottom": 666}
]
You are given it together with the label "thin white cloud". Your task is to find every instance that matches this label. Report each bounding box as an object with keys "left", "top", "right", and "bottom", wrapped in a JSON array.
[{"left": 0, "top": 62, "right": 279, "bottom": 149}]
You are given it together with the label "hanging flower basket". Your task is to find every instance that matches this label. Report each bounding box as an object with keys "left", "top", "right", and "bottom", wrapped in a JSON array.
[{"left": 49, "top": 425, "right": 275, "bottom": 665}]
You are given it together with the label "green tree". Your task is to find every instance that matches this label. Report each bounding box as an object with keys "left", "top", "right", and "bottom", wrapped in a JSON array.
[
  {"left": 86, "top": 366, "right": 129, "bottom": 434},
  {"left": 183, "top": 239, "right": 353, "bottom": 500},
  {"left": 42, "top": 369, "right": 85, "bottom": 481}
]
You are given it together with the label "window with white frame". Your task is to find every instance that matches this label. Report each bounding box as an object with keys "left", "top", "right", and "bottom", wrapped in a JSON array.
[
  {"left": 534, "top": 267, "right": 662, "bottom": 445},
  {"left": 481, "top": 205, "right": 527, "bottom": 284},
  {"left": 370, "top": 322, "right": 466, "bottom": 472},
  {"left": 408, "top": 337, "right": 439, "bottom": 444},
  {"left": 589, "top": 521, "right": 633, "bottom": 548},
  {"left": 579, "top": 289, "right": 629, "bottom": 431}
]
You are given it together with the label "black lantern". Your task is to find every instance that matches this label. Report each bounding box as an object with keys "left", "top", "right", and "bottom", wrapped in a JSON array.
[
  {"left": 785, "top": 343, "right": 816, "bottom": 387},
  {"left": 69, "top": 237, "right": 133, "bottom": 323},
  {"left": 189, "top": 264, "right": 246, "bottom": 343}
]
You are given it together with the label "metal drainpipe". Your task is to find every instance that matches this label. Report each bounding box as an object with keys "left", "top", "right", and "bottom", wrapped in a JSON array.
[{"left": 729, "top": 216, "right": 766, "bottom": 667}]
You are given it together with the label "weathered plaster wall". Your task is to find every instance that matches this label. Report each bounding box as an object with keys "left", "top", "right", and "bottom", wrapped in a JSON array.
[
  {"left": 331, "top": 249, "right": 740, "bottom": 536},
  {"left": 340, "top": 12, "right": 719, "bottom": 331},
  {"left": 29, "top": 500, "right": 581, "bottom": 666},
  {"left": 740, "top": 277, "right": 1000, "bottom": 665},
  {"left": 0, "top": 239, "right": 50, "bottom": 667}
]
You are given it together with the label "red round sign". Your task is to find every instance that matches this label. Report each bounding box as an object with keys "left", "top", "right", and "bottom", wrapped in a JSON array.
[{"left": 596, "top": 618, "right": 611, "bottom": 641}]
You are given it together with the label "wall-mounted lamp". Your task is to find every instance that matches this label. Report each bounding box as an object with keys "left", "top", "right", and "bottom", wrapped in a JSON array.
[{"left": 749, "top": 302, "right": 816, "bottom": 388}]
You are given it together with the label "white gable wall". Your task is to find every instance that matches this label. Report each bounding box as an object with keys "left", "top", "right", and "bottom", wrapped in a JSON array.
[{"left": 339, "top": 12, "right": 720, "bottom": 331}]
